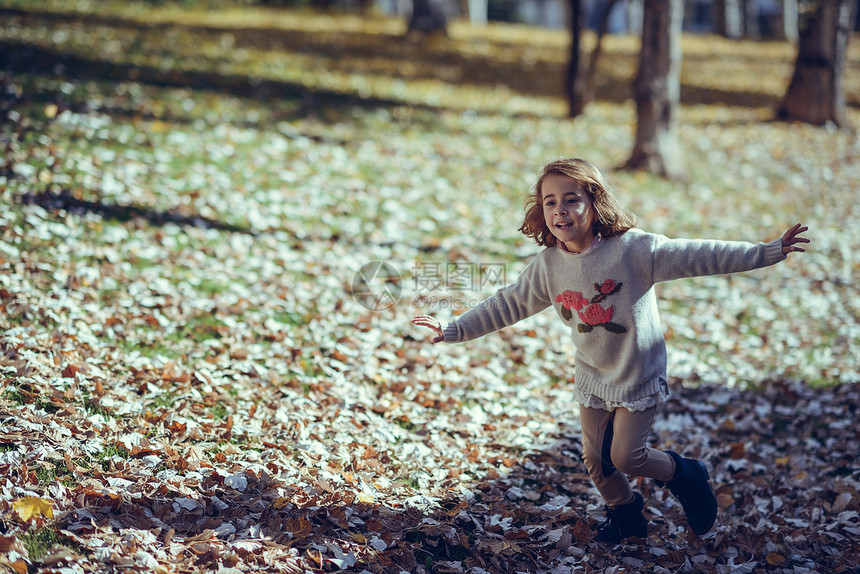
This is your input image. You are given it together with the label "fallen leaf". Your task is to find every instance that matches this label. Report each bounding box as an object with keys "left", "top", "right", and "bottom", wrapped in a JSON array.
[
  {"left": 12, "top": 497, "right": 54, "bottom": 521},
  {"left": 766, "top": 552, "right": 786, "bottom": 566}
]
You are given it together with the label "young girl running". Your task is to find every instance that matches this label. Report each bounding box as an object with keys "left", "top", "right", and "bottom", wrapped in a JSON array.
[{"left": 412, "top": 158, "right": 809, "bottom": 543}]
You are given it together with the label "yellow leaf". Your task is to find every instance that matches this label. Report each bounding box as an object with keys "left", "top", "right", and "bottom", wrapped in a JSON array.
[
  {"left": 766, "top": 553, "right": 786, "bottom": 566},
  {"left": 12, "top": 497, "right": 54, "bottom": 521},
  {"left": 44, "top": 104, "right": 58, "bottom": 118},
  {"left": 716, "top": 492, "right": 735, "bottom": 509},
  {"left": 272, "top": 497, "right": 290, "bottom": 509},
  {"left": 357, "top": 492, "right": 374, "bottom": 505}
]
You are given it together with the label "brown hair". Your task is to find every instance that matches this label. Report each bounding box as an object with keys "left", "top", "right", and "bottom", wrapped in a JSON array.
[{"left": 519, "top": 158, "right": 636, "bottom": 247}]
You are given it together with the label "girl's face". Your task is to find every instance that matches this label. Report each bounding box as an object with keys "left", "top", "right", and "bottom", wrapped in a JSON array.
[{"left": 541, "top": 174, "right": 596, "bottom": 252}]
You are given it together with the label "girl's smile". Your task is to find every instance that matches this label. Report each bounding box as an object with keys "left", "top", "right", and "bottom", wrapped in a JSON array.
[{"left": 542, "top": 174, "right": 596, "bottom": 253}]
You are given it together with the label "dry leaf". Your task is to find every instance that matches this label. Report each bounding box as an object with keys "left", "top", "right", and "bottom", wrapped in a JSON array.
[
  {"left": 12, "top": 497, "right": 54, "bottom": 521},
  {"left": 766, "top": 552, "right": 786, "bottom": 565}
]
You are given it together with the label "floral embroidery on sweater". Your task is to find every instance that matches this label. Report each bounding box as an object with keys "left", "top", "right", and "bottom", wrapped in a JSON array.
[{"left": 555, "top": 279, "right": 628, "bottom": 334}]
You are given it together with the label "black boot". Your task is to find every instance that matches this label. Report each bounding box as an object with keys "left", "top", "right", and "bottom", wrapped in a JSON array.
[
  {"left": 594, "top": 491, "right": 648, "bottom": 543},
  {"left": 656, "top": 450, "right": 717, "bottom": 535}
]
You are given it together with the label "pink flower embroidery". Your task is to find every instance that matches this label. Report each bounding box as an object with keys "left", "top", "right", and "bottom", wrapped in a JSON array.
[
  {"left": 555, "top": 290, "right": 589, "bottom": 311},
  {"left": 556, "top": 278, "right": 627, "bottom": 334},
  {"left": 579, "top": 304, "right": 614, "bottom": 326}
]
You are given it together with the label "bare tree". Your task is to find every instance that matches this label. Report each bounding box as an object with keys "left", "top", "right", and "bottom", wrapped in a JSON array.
[
  {"left": 712, "top": 0, "right": 796, "bottom": 39},
  {"left": 778, "top": 0, "right": 800, "bottom": 42},
  {"left": 462, "top": 0, "right": 488, "bottom": 25},
  {"left": 567, "top": 0, "right": 623, "bottom": 118},
  {"left": 624, "top": 0, "right": 685, "bottom": 179},
  {"left": 712, "top": 0, "right": 744, "bottom": 37},
  {"left": 777, "top": 0, "right": 858, "bottom": 128},
  {"left": 567, "top": 0, "right": 586, "bottom": 117},
  {"left": 408, "top": 0, "right": 450, "bottom": 35}
]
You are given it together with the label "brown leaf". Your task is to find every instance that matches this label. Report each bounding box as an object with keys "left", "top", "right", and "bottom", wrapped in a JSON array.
[
  {"left": 766, "top": 553, "right": 786, "bottom": 566},
  {"left": 716, "top": 490, "right": 735, "bottom": 510},
  {"left": 286, "top": 516, "right": 313, "bottom": 541},
  {"left": 728, "top": 442, "right": 745, "bottom": 459},
  {"left": 62, "top": 364, "right": 80, "bottom": 378}
]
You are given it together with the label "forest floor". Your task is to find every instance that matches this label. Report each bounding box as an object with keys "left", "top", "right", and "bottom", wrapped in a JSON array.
[{"left": 1, "top": 2, "right": 859, "bottom": 573}]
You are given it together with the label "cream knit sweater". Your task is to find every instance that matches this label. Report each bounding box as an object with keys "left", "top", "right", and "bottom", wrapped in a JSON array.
[{"left": 442, "top": 229, "right": 786, "bottom": 410}]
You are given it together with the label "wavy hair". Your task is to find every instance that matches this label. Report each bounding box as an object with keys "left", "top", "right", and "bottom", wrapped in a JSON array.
[{"left": 519, "top": 158, "right": 636, "bottom": 247}]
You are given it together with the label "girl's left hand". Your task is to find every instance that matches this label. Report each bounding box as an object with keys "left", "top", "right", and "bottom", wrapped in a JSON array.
[
  {"left": 781, "top": 223, "right": 810, "bottom": 255},
  {"left": 412, "top": 315, "right": 445, "bottom": 344}
]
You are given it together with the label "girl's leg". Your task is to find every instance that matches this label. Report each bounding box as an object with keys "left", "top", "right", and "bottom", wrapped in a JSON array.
[
  {"left": 579, "top": 405, "right": 637, "bottom": 507},
  {"left": 580, "top": 405, "right": 649, "bottom": 542},
  {"left": 610, "top": 406, "right": 718, "bottom": 536},
  {"left": 609, "top": 406, "right": 675, "bottom": 483}
]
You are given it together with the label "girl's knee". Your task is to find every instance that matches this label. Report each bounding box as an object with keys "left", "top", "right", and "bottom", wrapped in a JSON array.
[
  {"left": 611, "top": 447, "right": 648, "bottom": 476},
  {"left": 581, "top": 448, "right": 600, "bottom": 474}
]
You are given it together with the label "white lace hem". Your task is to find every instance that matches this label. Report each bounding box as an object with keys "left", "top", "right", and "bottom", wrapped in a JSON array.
[{"left": 574, "top": 383, "right": 671, "bottom": 413}]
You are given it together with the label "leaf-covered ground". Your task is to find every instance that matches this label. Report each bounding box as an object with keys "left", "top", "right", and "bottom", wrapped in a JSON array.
[{"left": 1, "top": 3, "right": 859, "bottom": 573}]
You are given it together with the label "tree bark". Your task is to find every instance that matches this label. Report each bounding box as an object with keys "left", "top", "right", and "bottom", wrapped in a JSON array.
[
  {"left": 713, "top": 0, "right": 743, "bottom": 38},
  {"left": 408, "top": 0, "right": 450, "bottom": 35},
  {"left": 777, "top": 0, "right": 857, "bottom": 128},
  {"left": 779, "top": 0, "right": 800, "bottom": 42},
  {"left": 568, "top": 0, "right": 622, "bottom": 118},
  {"left": 566, "top": 0, "right": 584, "bottom": 117},
  {"left": 624, "top": 0, "right": 685, "bottom": 180},
  {"left": 467, "top": 0, "right": 488, "bottom": 25},
  {"left": 743, "top": 0, "right": 760, "bottom": 38}
]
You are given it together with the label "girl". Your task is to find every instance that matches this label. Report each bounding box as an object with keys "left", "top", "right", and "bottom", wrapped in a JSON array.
[{"left": 412, "top": 158, "right": 809, "bottom": 543}]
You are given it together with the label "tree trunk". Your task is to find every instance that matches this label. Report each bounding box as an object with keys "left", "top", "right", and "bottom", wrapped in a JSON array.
[
  {"left": 713, "top": 0, "right": 743, "bottom": 38},
  {"left": 408, "top": 0, "right": 449, "bottom": 35},
  {"left": 467, "top": 0, "right": 488, "bottom": 25},
  {"left": 624, "top": 0, "right": 685, "bottom": 180},
  {"left": 743, "top": 0, "right": 760, "bottom": 38},
  {"left": 627, "top": 0, "right": 643, "bottom": 34},
  {"left": 779, "top": 0, "right": 800, "bottom": 42},
  {"left": 568, "top": 0, "right": 622, "bottom": 118},
  {"left": 777, "top": 0, "right": 857, "bottom": 128},
  {"left": 566, "top": 0, "right": 584, "bottom": 117}
]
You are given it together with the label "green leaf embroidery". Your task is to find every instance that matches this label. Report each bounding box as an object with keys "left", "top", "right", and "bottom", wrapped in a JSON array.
[{"left": 602, "top": 322, "right": 627, "bottom": 334}]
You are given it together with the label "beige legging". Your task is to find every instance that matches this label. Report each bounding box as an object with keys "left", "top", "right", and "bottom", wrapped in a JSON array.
[{"left": 580, "top": 404, "right": 677, "bottom": 508}]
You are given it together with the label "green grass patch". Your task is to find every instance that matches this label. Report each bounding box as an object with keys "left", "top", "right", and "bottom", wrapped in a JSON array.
[
  {"left": 271, "top": 310, "right": 305, "bottom": 326},
  {"left": 1, "top": 386, "right": 28, "bottom": 406},
  {"left": 95, "top": 442, "right": 132, "bottom": 463},
  {"left": 21, "top": 527, "right": 61, "bottom": 561},
  {"left": 210, "top": 402, "right": 229, "bottom": 420},
  {"left": 195, "top": 278, "right": 230, "bottom": 295},
  {"left": 35, "top": 463, "right": 76, "bottom": 487},
  {"left": 175, "top": 314, "right": 230, "bottom": 342}
]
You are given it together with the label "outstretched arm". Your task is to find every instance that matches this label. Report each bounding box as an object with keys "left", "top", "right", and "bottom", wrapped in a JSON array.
[
  {"left": 412, "top": 315, "right": 444, "bottom": 344},
  {"left": 649, "top": 223, "right": 810, "bottom": 284},
  {"left": 411, "top": 254, "right": 552, "bottom": 344},
  {"left": 781, "top": 223, "right": 810, "bottom": 255}
]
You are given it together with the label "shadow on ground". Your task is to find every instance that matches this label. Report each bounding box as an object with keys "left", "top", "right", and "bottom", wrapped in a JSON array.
[{"left": 18, "top": 189, "right": 256, "bottom": 235}]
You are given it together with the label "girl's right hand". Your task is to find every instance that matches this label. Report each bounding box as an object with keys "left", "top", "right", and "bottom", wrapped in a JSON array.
[
  {"left": 412, "top": 315, "right": 445, "bottom": 344},
  {"left": 781, "top": 223, "right": 810, "bottom": 255}
]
